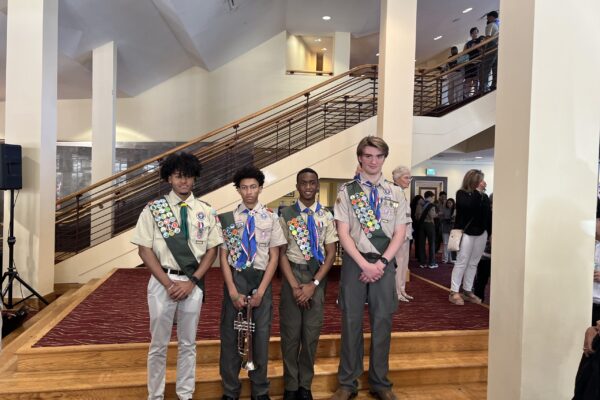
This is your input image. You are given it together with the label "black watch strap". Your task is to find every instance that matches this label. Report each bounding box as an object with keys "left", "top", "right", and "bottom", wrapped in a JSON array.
[
  {"left": 190, "top": 275, "right": 200, "bottom": 285},
  {"left": 380, "top": 256, "right": 389, "bottom": 266}
]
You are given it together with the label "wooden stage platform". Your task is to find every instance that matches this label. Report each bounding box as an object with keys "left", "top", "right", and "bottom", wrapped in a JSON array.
[{"left": 0, "top": 269, "right": 488, "bottom": 399}]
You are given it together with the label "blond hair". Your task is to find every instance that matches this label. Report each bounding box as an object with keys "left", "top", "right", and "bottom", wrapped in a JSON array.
[{"left": 461, "top": 169, "right": 484, "bottom": 192}]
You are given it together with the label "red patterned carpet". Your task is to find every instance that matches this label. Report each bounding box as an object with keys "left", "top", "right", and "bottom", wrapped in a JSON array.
[{"left": 34, "top": 267, "right": 489, "bottom": 347}]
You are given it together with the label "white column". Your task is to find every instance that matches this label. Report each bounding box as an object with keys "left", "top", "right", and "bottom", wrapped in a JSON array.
[
  {"left": 333, "top": 32, "right": 350, "bottom": 74},
  {"left": 3, "top": 0, "right": 58, "bottom": 296},
  {"left": 377, "top": 0, "right": 417, "bottom": 175},
  {"left": 90, "top": 41, "right": 117, "bottom": 245},
  {"left": 488, "top": 0, "right": 600, "bottom": 398}
]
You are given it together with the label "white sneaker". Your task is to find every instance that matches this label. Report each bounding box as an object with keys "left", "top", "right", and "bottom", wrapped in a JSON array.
[
  {"left": 429, "top": 264, "right": 439, "bottom": 269},
  {"left": 419, "top": 264, "right": 427, "bottom": 269},
  {"left": 398, "top": 294, "right": 409, "bottom": 302}
]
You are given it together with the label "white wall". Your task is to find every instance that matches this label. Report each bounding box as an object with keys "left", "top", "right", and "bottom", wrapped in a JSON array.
[
  {"left": 411, "top": 159, "right": 494, "bottom": 198},
  {"left": 0, "top": 31, "right": 333, "bottom": 143}
]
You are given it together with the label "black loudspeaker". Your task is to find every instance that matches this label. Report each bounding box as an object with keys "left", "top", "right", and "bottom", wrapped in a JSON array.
[{"left": 0, "top": 144, "right": 22, "bottom": 190}]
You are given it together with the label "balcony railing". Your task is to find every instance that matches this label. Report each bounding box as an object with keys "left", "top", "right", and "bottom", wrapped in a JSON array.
[{"left": 414, "top": 35, "right": 498, "bottom": 117}]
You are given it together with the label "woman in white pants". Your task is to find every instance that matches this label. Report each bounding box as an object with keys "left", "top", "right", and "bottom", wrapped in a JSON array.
[
  {"left": 449, "top": 169, "right": 491, "bottom": 305},
  {"left": 392, "top": 166, "right": 414, "bottom": 301}
]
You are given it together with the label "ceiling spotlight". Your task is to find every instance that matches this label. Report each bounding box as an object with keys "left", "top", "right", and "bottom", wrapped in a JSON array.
[
  {"left": 315, "top": 38, "right": 322, "bottom": 42},
  {"left": 462, "top": 7, "right": 473, "bottom": 13},
  {"left": 321, "top": 48, "right": 327, "bottom": 51},
  {"left": 322, "top": 15, "right": 331, "bottom": 21},
  {"left": 376, "top": 53, "right": 379, "bottom": 57},
  {"left": 434, "top": 35, "right": 443, "bottom": 41},
  {"left": 474, "top": 156, "right": 483, "bottom": 159}
]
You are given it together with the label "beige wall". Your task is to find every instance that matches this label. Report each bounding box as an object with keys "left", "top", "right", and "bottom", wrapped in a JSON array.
[
  {"left": 0, "top": 31, "right": 333, "bottom": 143},
  {"left": 286, "top": 34, "right": 316, "bottom": 71}
]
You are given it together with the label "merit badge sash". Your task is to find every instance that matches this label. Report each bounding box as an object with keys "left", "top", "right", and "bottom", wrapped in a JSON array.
[
  {"left": 148, "top": 197, "right": 204, "bottom": 290},
  {"left": 346, "top": 181, "right": 390, "bottom": 255},
  {"left": 219, "top": 211, "right": 262, "bottom": 291},
  {"left": 280, "top": 206, "right": 321, "bottom": 275}
]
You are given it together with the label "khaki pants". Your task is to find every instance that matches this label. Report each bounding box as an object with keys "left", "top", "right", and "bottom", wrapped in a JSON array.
[{"left": 147, "top": 274, "right": 203, "bottom": 400}]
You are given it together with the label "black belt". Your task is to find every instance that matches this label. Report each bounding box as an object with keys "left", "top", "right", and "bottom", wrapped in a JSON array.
[
  {"left": 162, "top": 267, "right": 186, "bottom": 276},
  {"left": 360, "top": 252, "right": 381, "bottom": 262},
  {"left": 290, "top": 262, "right": 311, "bottom": 271}
]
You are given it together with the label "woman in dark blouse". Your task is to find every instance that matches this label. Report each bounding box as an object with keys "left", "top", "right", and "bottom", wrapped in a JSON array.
[{"left": 449, "top": 169, "right": 491, "bottom": 305}]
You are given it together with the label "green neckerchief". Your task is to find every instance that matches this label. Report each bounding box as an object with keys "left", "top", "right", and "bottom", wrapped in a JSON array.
[
  {"left": 219, "top": 210, "right": 263, "bottom": 291},
  {"left": 280, "top": 205, "right": 321, "bottom": 275},
  {"left": 148, "top": 197, "right": 204, "bottom": 290},
  {"left": 346, "top": 180, "right": 390, "bottom": 255}
]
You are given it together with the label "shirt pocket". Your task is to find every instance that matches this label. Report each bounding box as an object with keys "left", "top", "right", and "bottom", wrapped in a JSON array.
[{"left": 256, "top": 225, "right": 272, "bottom": 247}]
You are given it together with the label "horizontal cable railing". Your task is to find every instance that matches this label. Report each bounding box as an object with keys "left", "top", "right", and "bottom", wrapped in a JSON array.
[
  {"left": 414, "top": 35, "right": 498, "bottom": 117},
  {"left": 54, "top": 64, "right": 378, "bottom": 263}
]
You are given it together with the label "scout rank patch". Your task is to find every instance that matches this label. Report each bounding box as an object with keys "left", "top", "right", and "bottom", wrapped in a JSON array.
[
  {"left": 350, "top": 191, "right": 381, "bottom": 239},
  {"left": 287, "top": 216, "right": 316, "bottom": 261},
  {"left": 149, "top": 198, "right": 180, "bottom": 238}
]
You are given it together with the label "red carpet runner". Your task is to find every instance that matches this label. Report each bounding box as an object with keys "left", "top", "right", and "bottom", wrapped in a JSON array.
[{"left": 35, "top": 267, "right": 488, "bottom": 347}]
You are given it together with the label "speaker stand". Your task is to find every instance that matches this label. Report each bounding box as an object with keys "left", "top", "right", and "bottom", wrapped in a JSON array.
[{"left": 1, "top": 189, "right": 48, "bottom": 309}]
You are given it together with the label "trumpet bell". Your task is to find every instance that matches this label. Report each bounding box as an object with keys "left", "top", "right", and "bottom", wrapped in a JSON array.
[{"left": 242, "top": 360, "right": 256, "bottom": 371}]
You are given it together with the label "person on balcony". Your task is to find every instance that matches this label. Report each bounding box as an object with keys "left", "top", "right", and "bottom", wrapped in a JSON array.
[
  {"left": 445, "top": 47, "right": 464, "bottom": 104},
  {"left": 278, "top": 168, "right": 338, "bottom": 400},
  {"left": 331, "top": 136, "right": 409, "bottom": 400},
  {"left": 218, "top": 166, "right": 286, "bottom": 400},
  {"left": 131, "top": 152, "right": 223, "bottom": 400},
  {"left": 463, "top": 27, "right": 485, "bottom": 97},
  {"left": 482, "top": 11, "right": 500, "bottom": 91}
]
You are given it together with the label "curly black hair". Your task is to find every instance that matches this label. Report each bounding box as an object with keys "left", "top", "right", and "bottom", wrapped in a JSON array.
[
  {"left": 233, "top": 165, "right": 265, "bottom": 188},
  {"left": 159, "top": 152, "right": 202, "bottom": 182}
]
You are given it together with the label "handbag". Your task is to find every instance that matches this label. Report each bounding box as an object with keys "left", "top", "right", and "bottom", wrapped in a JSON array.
[
  {"left": 447, "top": 229, "right": 463, "bottom": 252},
  {"left": 447, "top": 217, "right": 474, "bottom": 252}
]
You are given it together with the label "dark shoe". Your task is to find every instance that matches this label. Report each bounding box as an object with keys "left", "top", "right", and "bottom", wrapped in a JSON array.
[
  {"left": 369, "top": 388, "right": 397, "bottom": 400},
  {"left": 221, "top": 396, "right": 239, "bottom": 400},
  {"left": 251, "top": 396, "right": 271, "bottom": 400},
  {"left": 331, "top": 387, "right": 357, "bottom": 400},
  {"left": 298, "top": 387, "right": 313, "bottom": 400},
  {"left": 283, "top": 390, "right": 298, "bottom": 400}
]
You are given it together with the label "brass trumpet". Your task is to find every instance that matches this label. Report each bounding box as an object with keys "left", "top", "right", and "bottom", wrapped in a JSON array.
[{"left": 233, "top": 292, "right": 256, "bottom": 371}]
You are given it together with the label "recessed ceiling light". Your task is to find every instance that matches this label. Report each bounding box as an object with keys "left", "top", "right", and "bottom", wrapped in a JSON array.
[
  {"left": 376, "top": 53, "right": 379, "bottom": 57},
  {"left": 322, "top": 15, "right": 331, "bottom": 21},
  {"left": 474, "top": 156, "right": 483, "bottom": 159},
  {"left": 321, "top": 48, "right": 327, "bottom": 51},
  {"left": 315, "top": 38, "right": 322, "bottom": 42},
  {"left": 434, "top": 35, "right": 443, "bottom": 41},
  {"left": 462, "top": 7, "right": 473, "bottom": 14}
]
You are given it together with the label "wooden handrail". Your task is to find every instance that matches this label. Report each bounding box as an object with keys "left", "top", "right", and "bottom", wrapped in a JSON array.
[
  {"left": 287, "top": 69, "right": 334, "bottom": 76},
  {"left": 57, "top": 64, "right": 377, "bottom": 205},
  {"left": 416, "top": 34, "right": 499, "bottom": 75}
]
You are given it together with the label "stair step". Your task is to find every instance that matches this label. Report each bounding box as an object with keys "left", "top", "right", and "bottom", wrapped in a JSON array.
[
  {"left": 15, "top": 330, "right": 488, "bottom": 372},
  {"left": 0, "top": 350, "right": 487, "bottom": 399}
]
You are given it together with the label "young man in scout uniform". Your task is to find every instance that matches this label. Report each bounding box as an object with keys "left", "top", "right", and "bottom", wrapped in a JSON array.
[
  {"left": 219, "top": 165, "right": 287, "bottom": 400},
  {"left": 278, "top": 168, "right": 338, "bottom": 400},
  {"left": 332, "top": 137, "right": 410, "bottom": 400},
  {"left": 131, "top": 151, "right": 223, "bottom": 400}
]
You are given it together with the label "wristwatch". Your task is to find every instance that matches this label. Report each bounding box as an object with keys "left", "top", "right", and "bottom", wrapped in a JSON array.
[
  {"left": 379, "top": 257, "right": 389, "bottom": 266},
  {"left": 313, "top": 279, "right": 320, "bottom": 287},
  {"left": 190, "top": 275, "right": 201, "bottom": 285}
]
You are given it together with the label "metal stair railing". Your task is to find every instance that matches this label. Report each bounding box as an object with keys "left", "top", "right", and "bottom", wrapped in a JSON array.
[{"left": 54, "top": 64, "right": 378, "bottom": 263}]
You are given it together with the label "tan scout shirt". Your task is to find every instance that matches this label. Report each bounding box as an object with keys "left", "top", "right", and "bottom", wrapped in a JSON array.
[
  {"left": 401, "top": 188, "right": 413, "bottom": 240},
  {"left": 222, "top": 202, "right": 287, "bottom": 271},
  {"left": 131, "top": 190, "right": 223, "bottom": 270},
  {"left": 279, "top": 200, "right": 339, "bottom": 265},
  {"left": 334, "top": 175, "right": 411, "bottom": 254}
]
